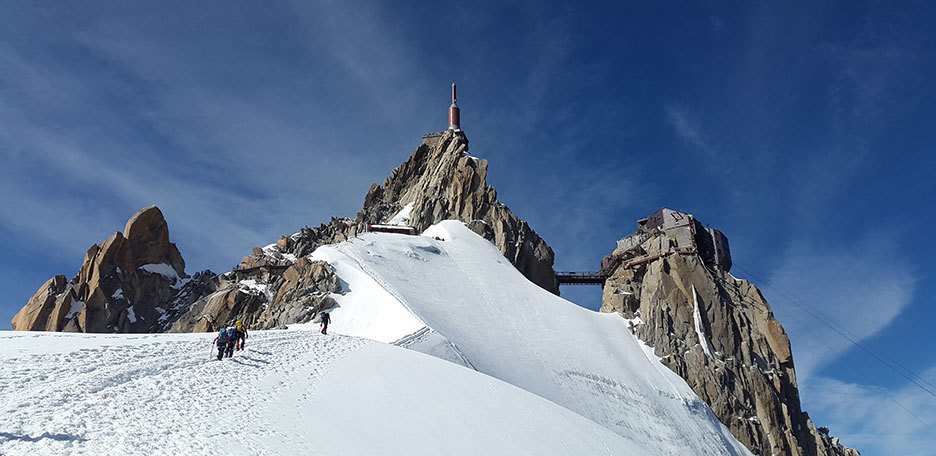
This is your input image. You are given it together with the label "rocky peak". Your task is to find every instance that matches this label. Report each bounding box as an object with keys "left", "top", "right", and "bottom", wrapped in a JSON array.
[
  {"left": 356, "top": 130, "right": 558, "bottom": 293},
  {"left": 232, "top": 130, "right": 558, "bottom": 296},
  {"left": 121, "top": 206, "right": 186, "bottom": 275},
  {"left": 14, "top": 130, "right": 557, "bottom": 333},
  {"left": 600, "top": 209, "right": 858, "bottom": 456},
  {"left": 169, "top": 130, "right": 559, "bottom": 333},
  {"left": 12, "top": 206, "right": 210, "bottom": 333}
]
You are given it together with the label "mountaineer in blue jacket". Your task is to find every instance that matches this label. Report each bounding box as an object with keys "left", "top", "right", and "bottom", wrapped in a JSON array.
[
  {"left": 213, "top": 328, "right": 229, "bottom": 361},
  {"left": 224, "top": 326, "right": 238, "bottom": 358}
]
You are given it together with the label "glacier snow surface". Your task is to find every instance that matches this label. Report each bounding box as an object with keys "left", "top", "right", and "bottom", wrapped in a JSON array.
[{"left": 0, "top": 220, "right": 752, "bottom": 455}]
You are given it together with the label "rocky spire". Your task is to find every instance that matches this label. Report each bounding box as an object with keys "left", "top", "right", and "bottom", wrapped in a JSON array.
[
  {"left": 15, "top": 129, "right": 560, "bottom": 334},
  {"left": 12, "top": 206, "right": 213, "bottom": 333},
  {"left": 356, "top": 130, "right": 557, "bottom": 293},
  {"left": 600, "top": 212, "right": 859, "bottom": 456},
  {"left": 168, "top": 129, "right": 559, "bottom": 332}
]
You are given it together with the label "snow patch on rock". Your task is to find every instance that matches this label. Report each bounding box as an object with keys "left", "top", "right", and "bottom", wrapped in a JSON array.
[
  {"left": 386, "top": 201, "right": 414, "bottom": 225},
  {"left": 239, "top": 279, "right": 273, "bottom": 301},
  {"left": 65, "top": 300, "right": 85, "bottom": 319},
  {"left": 139, "top": 263, "right": 188, "bottom": 289},
  {"left": 692, "top": 285, "right": 716, "bottom": 359}
]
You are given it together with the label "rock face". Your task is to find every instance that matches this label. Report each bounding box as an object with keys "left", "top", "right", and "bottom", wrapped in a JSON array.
[
  {"left": 12, "top": 206, "right": 214, "bottom": 333},
  {"left": 15, "top": 131, "right": 556, "bottom": 334},
  {"left": 170, "top": 129, "right": 558, "bottom": 332},
  {"left": 600, "top": 208, "right": 859, "bottom": 456},
  {"left": 10, "top": 132, "right": 856, "bottom": 456},
  {"left": 356, "top": 130, "right": 557, "bottom": 292},
  {"left": 168, "top": 255, "right": 341, "bottom": 333},
  {"left": 260, "top": 130, "right": 557, "bottom": 294}
]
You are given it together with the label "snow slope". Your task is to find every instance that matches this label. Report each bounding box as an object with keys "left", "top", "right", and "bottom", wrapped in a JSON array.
[
  {"left": 0, "top": 330, "right": 642, "bottom": 455},
  {"left": 1, "top": 220, "right": 753, "bottom": 455},
  {"left": 306, "top": 221, "right": 752, "bottom": 456}
]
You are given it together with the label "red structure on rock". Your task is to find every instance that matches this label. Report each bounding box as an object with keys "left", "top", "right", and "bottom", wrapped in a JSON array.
[
  {"left": 448, "top": 83, "right": 461, "bottom": 132},
  {"left": 366, "top": 224, "right": 417, "bottom": 235}
]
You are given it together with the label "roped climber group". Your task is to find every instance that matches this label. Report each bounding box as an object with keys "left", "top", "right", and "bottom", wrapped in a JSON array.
[{"left": 213, "top": 320, "right": 249, "bottom": 361}]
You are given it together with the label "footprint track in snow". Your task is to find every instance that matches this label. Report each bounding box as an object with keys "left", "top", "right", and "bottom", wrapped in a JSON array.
[{"left": 0, "top": 330, "right": 369, "bottom": 455}]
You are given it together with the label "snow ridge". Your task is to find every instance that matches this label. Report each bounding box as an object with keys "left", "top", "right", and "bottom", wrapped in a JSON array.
[
  {"left": 0, "top": 220, "right": 754, "bottom": 456},
  {"left": 315, "top": 220, "right": 753, "bottom": 456}
]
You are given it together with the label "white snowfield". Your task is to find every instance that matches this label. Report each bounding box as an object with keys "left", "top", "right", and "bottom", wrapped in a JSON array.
[
  {"left": 306, "top": 221, "right": 751, "bottom": 455},
  {"left": 0, "top": 220, "right": 753, "bottom": 455},
  {"left": 0, "top": 331, "right": 638, "bottom": 455}
]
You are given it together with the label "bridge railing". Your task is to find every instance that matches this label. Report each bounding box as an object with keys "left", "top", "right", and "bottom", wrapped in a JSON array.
[{"left": 555, "top": 271, "right": 607, "bottom": 285}]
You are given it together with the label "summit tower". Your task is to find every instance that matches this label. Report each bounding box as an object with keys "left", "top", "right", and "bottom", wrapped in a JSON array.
[{"left": 448, "top": 83, "right": 461, "bottom": 132}]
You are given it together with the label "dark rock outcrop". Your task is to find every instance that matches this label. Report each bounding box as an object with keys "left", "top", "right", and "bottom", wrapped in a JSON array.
[
  {"left": 600, "top": 209, "right": 859, "bottom": 456},
  {"left": 12, "top": 206, "right": 215, "bottom": 333}
]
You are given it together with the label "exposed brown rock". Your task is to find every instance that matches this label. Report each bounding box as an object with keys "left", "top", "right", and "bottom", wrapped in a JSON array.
[
  {"left": 11, "top": 275, "right": 71, "bottom": 331},
  {"left": 600, "top": 211, "right": 859, "bottom": 456},
  {"left": 122, "top": 206, "right": 185, "bottom": 275},
  {"left": 12, "top": 206, "right": 213, "bottom": 333},
  {"left": 169, "top": 258, "right": 340, "bottom": 333},
  {"left": 354, "top": 130, "right": 557, "bottom": 293},
  {"left": 169, "top": 130, "right": 558, "bottom": 332},
  {"left": 11, "top": 130, "right": 858, "bottom": 456},
  {"left": 245, "top": 131, "right": 556, "bottom": 294}
]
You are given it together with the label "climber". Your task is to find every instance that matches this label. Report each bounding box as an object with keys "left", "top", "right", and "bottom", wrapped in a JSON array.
[
  {"left": 235, "top": 320, "right": 248, "bottom": 351},
  {"left": 225, "top": 326, "right": 238, "bottom": 358},
  {"left": 213, "top": 328, "right": 229, "bottom": 361},
  {"left": 320, "top": 311, "right": 331, "bottom": 335}
]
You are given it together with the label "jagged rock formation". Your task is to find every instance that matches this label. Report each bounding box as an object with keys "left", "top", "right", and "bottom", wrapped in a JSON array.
[
  {"left": 9, "top": 131, "right": 857, "bottom": 456},
  {"left": 356, "top": 130, "right": 557, "bottom": 292},
  {"left": 171, "top": 130, "right": 556, "bottom": 332},
  {"left": 168, "top": 255, "right": 341, "bottom": 333},
  {"left": 12, "top": 206, "right": 214, "bottom": 333},
  {"left": 256, "top": 130, "right": 558, "bottom": 293},
  {"left": 599, "top": 208, "right": 858, "bottom": 456},
  {"left": 14, "top": 130, "right": 557, "bottom": 334}
]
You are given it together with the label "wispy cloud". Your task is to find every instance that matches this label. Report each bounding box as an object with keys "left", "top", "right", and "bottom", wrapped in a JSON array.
[
  {"left": 0, "top": 2, "right": 429, "bottom": 274},
  {"left": 804, "top": 367, "right": 936, "bottom": 456},
  {"left": 822, "top": 27, "right": 919, "bottom": 145},
  {"left": 763, "top": 232, "right": 916, "bottom": 382},
  {"left": 665, "top": 104, "right": 713, "bottom": 155}
]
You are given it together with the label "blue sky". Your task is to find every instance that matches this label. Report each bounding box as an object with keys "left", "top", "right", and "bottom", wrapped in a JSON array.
[{"left": 1, "top": 1, "right": 934, "bottom": 453}]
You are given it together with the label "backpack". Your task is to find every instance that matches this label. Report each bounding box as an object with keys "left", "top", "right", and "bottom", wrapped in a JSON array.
[
  {"left": 226, "top": 327, "right": 237, "bottom": 341},
  {"left": 217, "top": 329, "right": 228, "bottom": 344}
]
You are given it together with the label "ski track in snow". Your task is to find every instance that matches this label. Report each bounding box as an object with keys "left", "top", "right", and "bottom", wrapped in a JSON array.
[{"left": 0, "top": 331, "right": 368, "bottom": 455}]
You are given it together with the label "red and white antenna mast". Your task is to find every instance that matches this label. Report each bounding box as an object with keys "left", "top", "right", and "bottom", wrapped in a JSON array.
[{"left": 448, "top": 83, "right": 461, "bottom": 132}]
